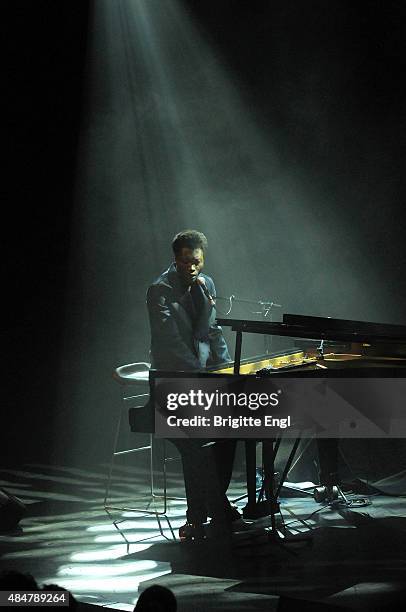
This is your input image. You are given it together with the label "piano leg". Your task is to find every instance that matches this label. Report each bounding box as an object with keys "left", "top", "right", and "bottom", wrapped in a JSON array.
[
  {"left": 263, "top": 438, "right": 281, "bottom": 532},
  {"left": 240, "top": 437, "right": 313, "bottom": 546},
  {"left": 243, "top": 440, "right": 258, "bottom": 518},
  {"left": 243, "top": 439, "right": 280, "bottom": 519}
]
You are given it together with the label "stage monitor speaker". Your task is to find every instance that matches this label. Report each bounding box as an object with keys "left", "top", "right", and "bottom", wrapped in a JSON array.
[{"left": 0, "top": 488, "right": 27, "bottom": 531}]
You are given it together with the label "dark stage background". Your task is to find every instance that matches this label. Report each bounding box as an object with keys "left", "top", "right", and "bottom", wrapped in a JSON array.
[{"left": 4, "top": 1, "right": 406, "bottom": 472}]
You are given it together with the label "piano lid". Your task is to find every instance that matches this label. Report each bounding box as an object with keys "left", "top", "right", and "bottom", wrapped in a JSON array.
[
  {"left": 217, "top": 314, "right": 406, "bottom": 344},
  {"left": 282, "top": 314, "right": 406, "bottom": 337}
]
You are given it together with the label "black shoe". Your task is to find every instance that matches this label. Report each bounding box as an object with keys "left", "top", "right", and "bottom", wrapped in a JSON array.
[{"left": 178, "top": 522, "right": 206, "bottom": 541}]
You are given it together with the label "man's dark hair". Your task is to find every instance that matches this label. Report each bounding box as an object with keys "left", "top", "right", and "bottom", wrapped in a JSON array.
[{"left": 172, "top": 230, "right": 208, "bottom": 256}]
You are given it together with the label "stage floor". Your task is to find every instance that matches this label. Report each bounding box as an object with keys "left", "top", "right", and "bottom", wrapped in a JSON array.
[{"left": 1, "top": 463, "right": 406, "bottom": 611}]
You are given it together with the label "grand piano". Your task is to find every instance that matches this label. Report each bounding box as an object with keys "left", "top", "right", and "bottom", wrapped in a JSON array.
[
  {"left": 213, "top": 313, "right": 406, "bottom": 517},
  {"left": 133, "top": 314, "right": 406, "bottom": 520}
]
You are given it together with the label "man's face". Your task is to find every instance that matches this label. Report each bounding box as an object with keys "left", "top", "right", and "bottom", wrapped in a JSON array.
[{"left": 175, "top": 247, "right": 204, "bottom": 286}]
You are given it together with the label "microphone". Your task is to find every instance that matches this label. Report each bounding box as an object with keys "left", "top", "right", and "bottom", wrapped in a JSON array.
[{"left": 196, "top": 276, "right": 216, "bottom": 306}]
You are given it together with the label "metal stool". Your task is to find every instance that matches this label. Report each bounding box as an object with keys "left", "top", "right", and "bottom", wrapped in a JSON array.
[{"left": 104, "top": 362, "right": 176, "bottom": 546}]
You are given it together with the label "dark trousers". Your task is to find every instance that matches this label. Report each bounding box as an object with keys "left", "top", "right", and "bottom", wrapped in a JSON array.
[{"left": 169, "top": 438, "right": 237, "bottom": 524}]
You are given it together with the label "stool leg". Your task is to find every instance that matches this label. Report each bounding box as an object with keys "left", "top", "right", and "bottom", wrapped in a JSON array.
[{"left": 149, "top": 433, "right": 154, "bottom": 497}]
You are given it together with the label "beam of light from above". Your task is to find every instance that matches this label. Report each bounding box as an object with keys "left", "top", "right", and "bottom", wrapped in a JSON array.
[
  {"left": 59, "top": 0, "right": 398, "bottom": 465},
  {"left": 74, "top": 0, "right": 389, "bottom": 323}
]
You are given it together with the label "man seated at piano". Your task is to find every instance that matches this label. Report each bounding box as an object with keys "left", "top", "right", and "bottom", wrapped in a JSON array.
[{"left": 147, "top": 229, "right": 244, "bottom": 539}]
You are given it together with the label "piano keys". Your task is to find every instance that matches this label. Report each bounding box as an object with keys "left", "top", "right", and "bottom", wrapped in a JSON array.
[{"left": 210, "top": 348, "right": 316, "bottom": 374}]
